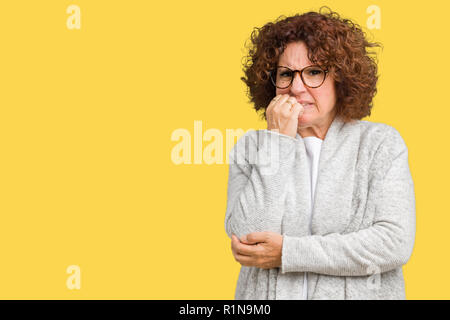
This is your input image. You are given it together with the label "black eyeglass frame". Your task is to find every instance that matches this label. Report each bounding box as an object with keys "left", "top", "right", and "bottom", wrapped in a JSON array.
[{"left": 270, "top": 65, "right": 329, "bottom": 89}]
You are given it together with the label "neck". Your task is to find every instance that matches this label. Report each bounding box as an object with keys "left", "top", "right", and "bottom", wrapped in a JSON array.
[{"left": 298, "top": 112, "right": 337, "bottom": 140}]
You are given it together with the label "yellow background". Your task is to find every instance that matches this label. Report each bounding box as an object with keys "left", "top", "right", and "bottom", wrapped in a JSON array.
[{"left": 0, "top": 0, "right": 447, "bottom": 299}]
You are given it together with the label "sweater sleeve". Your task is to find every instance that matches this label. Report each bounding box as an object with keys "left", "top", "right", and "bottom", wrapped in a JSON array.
[
  {"left": 224, "top": 129, "right": 297, "bottom": 240},
  {"left": 281, "top": 128, "right": 416, "bottom": 276}
]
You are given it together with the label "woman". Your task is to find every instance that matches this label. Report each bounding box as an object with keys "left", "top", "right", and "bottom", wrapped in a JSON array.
[{"left": 224, "top": 7, "right": 416, "bottom": 300}]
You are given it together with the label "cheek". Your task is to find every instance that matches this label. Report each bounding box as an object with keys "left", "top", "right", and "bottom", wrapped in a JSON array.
[
  {"left": 276, "top": 88, "right": 287, "bottom": 95},
  {"left": 315, "top": 85, "right": 336, "bottom": 107}
]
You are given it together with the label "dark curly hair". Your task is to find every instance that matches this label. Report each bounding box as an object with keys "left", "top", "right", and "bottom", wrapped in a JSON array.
[{"left": 240, "top": 6, "right": 383, "bottom": 123}]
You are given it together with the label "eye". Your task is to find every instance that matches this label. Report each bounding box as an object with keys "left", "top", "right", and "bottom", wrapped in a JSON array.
[
  {"left": 280, "top": 71, "right": 292, "bottom": 77},
  {"left": 306, "top": 69, "right": 323, "bottom": 76}
]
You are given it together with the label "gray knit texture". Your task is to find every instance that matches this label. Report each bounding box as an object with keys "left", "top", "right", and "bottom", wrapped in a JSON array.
[{"left": 224, "top": 116, "right": 416, "bottom": 300}]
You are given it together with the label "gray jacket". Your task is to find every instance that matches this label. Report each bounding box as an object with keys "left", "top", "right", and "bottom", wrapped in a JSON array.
[{"left": 224, "top": 115, "right": 416, "bottom": 299}]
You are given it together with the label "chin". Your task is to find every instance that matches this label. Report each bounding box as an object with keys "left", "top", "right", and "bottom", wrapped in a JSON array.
[{"left": 298, "top": 114, "right": 312, "bottom": 124}]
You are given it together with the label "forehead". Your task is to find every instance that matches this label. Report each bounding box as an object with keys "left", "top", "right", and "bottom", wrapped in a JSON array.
[{"left": 278, "top": 41, "right": 312, "bottom": 68}]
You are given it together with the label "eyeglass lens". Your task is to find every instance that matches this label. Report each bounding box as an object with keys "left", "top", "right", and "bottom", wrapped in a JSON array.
[{"left": 273, "top": 66, "right": 326, "bottom": 88}]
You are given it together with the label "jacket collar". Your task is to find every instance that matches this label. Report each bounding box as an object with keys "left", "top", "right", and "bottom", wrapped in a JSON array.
[{"left": 282, "top": 115, "right": 362, "bottom": 236}]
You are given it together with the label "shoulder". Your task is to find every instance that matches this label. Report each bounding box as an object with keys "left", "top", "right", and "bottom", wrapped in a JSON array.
[
  {"left": 356, "top": 120, "right": 410, "bottom": 177},
  {"left": 357, "top": 120, "right": 408, "bottom": 154}
]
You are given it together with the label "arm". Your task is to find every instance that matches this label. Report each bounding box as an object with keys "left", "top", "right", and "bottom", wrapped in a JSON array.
[
  {"left": 224, "top": 129, "right": 297, "bottom": 240},
  {"left": 281, "top": 129, "right": 416, "bottom": 276}
]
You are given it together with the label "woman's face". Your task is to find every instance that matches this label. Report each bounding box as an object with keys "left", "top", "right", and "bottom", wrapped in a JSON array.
[{"left": 275, "top": 41, "right": 337, "bottom": 139}]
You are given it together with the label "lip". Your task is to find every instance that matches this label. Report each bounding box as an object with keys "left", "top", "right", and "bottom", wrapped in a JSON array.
[{"left": 297, "top": 100, "right": 315, "bottom": 105}]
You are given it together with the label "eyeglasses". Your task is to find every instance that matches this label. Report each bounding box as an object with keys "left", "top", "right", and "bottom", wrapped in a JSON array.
[{"left": 270, "top": 65, "right": 329, "bottom": 89}]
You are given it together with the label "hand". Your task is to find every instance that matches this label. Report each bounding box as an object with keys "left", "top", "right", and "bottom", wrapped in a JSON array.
[
  {"left": 266, "top": 94, "right": 304, "bottom": 138},
  {"left": 231, "top": 232, "right": 283, "bottom": 269}
]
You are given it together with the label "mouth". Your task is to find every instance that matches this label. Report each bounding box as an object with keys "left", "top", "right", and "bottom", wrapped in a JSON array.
[{"left": 302, "top": 103, "right": 315, "bottom": 108}]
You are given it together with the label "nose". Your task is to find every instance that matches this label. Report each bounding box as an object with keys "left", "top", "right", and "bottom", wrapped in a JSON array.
[{"left": 290, "top": 71, "right": 308, "bottom": 95}]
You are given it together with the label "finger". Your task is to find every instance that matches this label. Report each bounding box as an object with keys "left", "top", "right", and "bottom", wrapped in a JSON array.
[
  {"left": 280, "top": 96, "right": 297, "bottom": 116},
  {"left": 231, "top": 235, "right": 240, "bottom": 249},
  {"left": 236, "top": 242, "right": 260, "bottom": 256},
  {"left": 272, "top": 94, "right": 283, "bottom": 104},
  {"left": 287, "top": 97, "right": 299, "bottom": 111},
  {"left": 266, "top": 96, "right": 281, "bottom": 127},
  {"left": 267, "top": 94, "right": 282, "bottom": 114},
  {"left": 233, "top": 236, "right": 253, "bottom": 254},
  {"left": 281, "top": 102, "right": 294, "bottom": 118},
  {"left": 235, "top": 253, "right": 256, "bottom": 266},
  {"left": 286, "top": 96, "right": 297, "bottom": 106},
  {"left": 240, "top": 234, "right": 253, "bottom": 244},
  {"left": 273, "top": 94, "right": 290, "bottom": 112},
  {"left": 231, "top": 240, "right": 240, "bottom": 257},
  {"left": 232, "top": 234, "right": 243, "bottom": 245},
  {"left": 291, "top": 102, "right": 304, "bottom": 117},
  {"left": 246, "top": 232, "right": 269, "bottom": 244},
  {"left": 240, "top": 238, "right": 253, "bottom": 245}
]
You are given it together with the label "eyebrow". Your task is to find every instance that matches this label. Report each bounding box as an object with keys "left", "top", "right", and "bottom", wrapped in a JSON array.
[{"left": 278, "top": 63, "right": 313, "bottom": 69}]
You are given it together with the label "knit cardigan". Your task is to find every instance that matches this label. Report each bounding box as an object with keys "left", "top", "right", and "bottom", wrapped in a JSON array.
[{"left": 224, "top": 115, "right": 416, "bottom": 300}]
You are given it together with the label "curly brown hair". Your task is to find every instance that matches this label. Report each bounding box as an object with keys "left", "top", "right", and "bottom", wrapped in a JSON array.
[{"left": 240, "top": 6, "right": 383, "bottom": 123}]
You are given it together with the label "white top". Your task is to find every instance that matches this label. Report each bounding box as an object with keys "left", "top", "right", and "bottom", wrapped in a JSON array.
[{"left": 301, "top": 135, "right": 323, "bottom": 300}]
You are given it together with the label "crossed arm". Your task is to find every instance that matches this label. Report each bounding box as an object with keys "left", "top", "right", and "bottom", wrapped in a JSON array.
[{"left": 225, "top": 129, "right": 416, "bottom": 276}]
